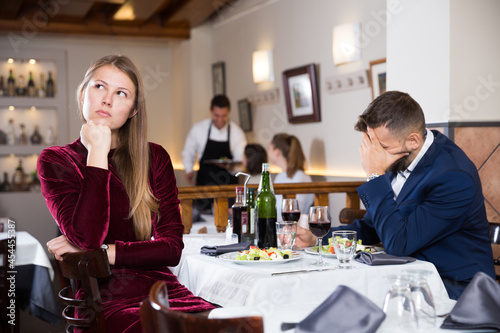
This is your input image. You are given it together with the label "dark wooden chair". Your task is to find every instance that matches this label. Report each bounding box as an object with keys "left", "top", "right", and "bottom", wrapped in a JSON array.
[
  {"left": 55, "top": 248, "right": 111, "bottom": 333},
  {"left": 140, "top": 281, "right": 264, "bottom": 333},
  {"left": 489, "top": 223, "right": 500, "bottom": 282},
  {"left": 1, "top": 237, "right": 19, "bottom": 333},
  {"left": 339, "top": 208, "right": 366, "bottom": 224}
]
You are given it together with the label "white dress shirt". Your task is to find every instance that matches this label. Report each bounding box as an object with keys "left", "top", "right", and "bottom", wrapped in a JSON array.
[
  {"left": 391, "top": 128, "right": 434, "bottom": 199},
  {"left": 274, "top": 170, "right": 315, "bottom": 220},
  {"left": 182, "top": 118, "right": 247, "bottom": 173}
]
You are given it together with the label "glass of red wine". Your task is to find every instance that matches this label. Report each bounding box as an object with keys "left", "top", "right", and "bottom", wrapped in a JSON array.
[
  {"left": 308, "top": 206, "right": 332, "bottom": 267},
  {"left": 282, "top": 198, "right": 300, "bottom": 222}
]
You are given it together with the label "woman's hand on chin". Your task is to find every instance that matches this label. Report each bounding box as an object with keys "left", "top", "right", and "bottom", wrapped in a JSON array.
[{"left": 47, "top": 235, "right": 85, "bottom": 261}]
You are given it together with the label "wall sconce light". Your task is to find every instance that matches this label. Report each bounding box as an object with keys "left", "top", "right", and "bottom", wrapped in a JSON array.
[
  {"left": 252, "top": 50, "right": 274, "bottom": 83},
  {"left": 332, "top": 23, "right": 361, "bottom": 65}
]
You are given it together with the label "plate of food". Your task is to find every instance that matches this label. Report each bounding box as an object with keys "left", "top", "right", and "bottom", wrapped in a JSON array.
[
  {"left": 305, "top": 239, "right": 384, "bottom": 258},
  {"left": 218, "top": 246, "right": 302, "bottom": 265}
]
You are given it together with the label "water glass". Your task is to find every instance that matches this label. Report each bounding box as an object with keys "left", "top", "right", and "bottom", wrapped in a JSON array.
[
  {"left": 382, "top": 275, "right": 419, "bottom": 331},
  {"left": 276, "top": 221, "right": 297, "bottom": 250},
  {"left": 403, "top": 269, "right": 436, "bottom": 328},
  {"left": 332, "top": 230, "right": 357, "bottom": 269}
]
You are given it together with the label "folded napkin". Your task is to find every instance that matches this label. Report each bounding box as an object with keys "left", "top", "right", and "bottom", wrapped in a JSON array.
[
  {"left": 200, "top": 241, "right": 252, "bottom": 256},
  {"left": 281, "top": 285, "right": 385, "bottom": 333},
  {"left": 354, "top": 252, "right": 416, "bottom": 265},
  {"left": 441, "top": 271, "right": 500, "bottom": 330}
]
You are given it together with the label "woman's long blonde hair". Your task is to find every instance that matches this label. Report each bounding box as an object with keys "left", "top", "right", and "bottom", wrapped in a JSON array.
[
  {"left": 271, "top": 133, "right": 306, "bottom": 178},
  {"left": 77, "top": 55, "right": 159, "bottom": 241}
]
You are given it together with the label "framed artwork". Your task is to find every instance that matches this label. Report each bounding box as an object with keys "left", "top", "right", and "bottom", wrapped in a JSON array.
[
  {"left": 238, "top": 99, "right": 252, "bottom": 132},
  {"left": 369, "top": 58, "right": 387, "bottom": 100},
  {"left": 212, "top": 62, "right": 226, "bottom": 96},
  {"left": 282, "top": 63, "right": 321, "bottom": 124}
]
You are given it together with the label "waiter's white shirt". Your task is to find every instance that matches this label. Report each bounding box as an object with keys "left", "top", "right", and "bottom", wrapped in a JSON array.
[{"left": 182, "top": 118, "right": 247, "bottom": 173}]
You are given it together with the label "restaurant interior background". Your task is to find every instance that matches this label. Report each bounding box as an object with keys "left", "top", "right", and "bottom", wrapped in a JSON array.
[{"left": 0, "top": 0, "right": 499, "bottom": 256}]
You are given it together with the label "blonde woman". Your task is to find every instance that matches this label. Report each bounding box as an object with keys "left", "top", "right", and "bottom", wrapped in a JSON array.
[{"left": 39, "top": 55, "right": 214, "bottom": 332}]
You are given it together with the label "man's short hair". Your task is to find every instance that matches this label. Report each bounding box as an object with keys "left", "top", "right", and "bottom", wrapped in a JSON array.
[
  {"left": 211, "top": 95, "right": 231, "bottom": 110},
  {"left": 355, "top": 91, "right": 425, "bottom": 138}
]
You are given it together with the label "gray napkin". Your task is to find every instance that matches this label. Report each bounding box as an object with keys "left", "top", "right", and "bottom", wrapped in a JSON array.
[
  {"left": 355, "top": 252, "right": 416, "bottom": 265},
  {"left": 200, "top": 241, "right": 252, "bottom": 256},
  {"left": 441, "top": 271, "right": 500, "bottom": 330},
  {"left": 281, "top": 285, "right": 385, "bottom": 333}
]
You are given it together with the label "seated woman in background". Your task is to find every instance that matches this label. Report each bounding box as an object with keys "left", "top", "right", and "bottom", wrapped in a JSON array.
[
  {"left": 269, "top": 133, "right": 315, "bottom": 220},
  {"left": 242, "top": 143, "right": 268, "bottom": 184},
  {"left": 39, "top": 55, "right": 215, "bottom": 333}
]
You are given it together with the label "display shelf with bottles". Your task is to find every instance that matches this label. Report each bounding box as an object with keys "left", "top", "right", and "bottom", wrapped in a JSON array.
[{"left": 0, "top": 48, "right": 67, "bottom": 190}]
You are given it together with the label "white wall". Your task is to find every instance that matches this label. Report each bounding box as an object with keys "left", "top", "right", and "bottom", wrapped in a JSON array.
[{"left": 207, "top": 0, "right": 387, "bottom": 178}]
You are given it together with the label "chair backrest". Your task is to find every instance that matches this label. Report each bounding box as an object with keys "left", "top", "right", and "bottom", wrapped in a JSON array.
[
  {"left": 140, "top": 281, "right": 264, "bottom": 333},
  {"left": 56, "top": 248, "right": 111, "bottom": 333},
  {"left": 490, "top": 223, "right": 500, "bottom": 281},
  {"left": 339, "top": 208, "right": 366, "bottom": 224}
]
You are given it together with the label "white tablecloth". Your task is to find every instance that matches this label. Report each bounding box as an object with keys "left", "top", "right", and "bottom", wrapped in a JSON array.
[
  {"left": 0, "top": 231, "right": 54, "bottom": 280},
  {"left": 174, "top": 235, "right": 461, "bottom": 333}
]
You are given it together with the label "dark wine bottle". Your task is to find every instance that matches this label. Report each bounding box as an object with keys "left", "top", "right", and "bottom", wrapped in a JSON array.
[
  {"left": 30, "top": 125, "right": 43, "bottom": 144},
  {"left": 0, "top": 75, "right": 5, "bottom": 96},
  {"left": 12, "top": 159, "right": 26, "bottom": 191},
  {"left": 255, "top": 163, "right": 277, "bottom": 248},
  {"left": 7, "top": 69, "right": 15, "bottom": 96},
  {"left": 231, "top": 186, "right": 248, "bottom": 243},
  {"left": 16, "top": 74, "right": 26, "bottom": 96},
  {"left": 46, "top": 71, "right": 54, "bottom": 97},
  {"left": 0, "top": 172, "right": 12, "bottom": 192},
  {"left": 27, "top": 71, "right": 36, "bottom": 97}
]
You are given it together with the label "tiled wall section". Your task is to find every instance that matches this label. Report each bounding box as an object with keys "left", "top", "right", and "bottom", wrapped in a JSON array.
[{"left": 454, "top": 126, "right": 500, "bottom": 223}]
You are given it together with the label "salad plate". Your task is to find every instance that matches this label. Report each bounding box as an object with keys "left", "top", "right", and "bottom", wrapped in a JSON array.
[
  {"left": 304, "top": 245, "right": 384, "bottom": 258},
  {"left": 218, "top": 251, "right": 303, "bottom": 265}
]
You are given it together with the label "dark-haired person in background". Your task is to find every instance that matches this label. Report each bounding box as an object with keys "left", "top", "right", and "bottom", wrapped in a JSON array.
[
  {"left": 296, "top": 91, "right": 494, "bottom": 299},
  {"left": 242, "top": 143, "right": 268, "bottom": 184},
  {"left": 182, "top": 95, "right": 247, "bottom": 212}
]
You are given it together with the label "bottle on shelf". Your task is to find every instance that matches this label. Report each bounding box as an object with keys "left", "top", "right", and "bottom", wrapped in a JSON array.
[
  {"left": 46, "top": 71, "right": 54, "bottom": 97},
  {"left": 7, "top": 118, "right": 15, "bottom": 145},
  {"left": 245, "top": 187, "right": 256, "bottom": 244},
  {"left": 255, "top": 163, "right": 277, "bottom": 248},
  {"left": 7, "top": 69, "right": 15, "bottom": 96},
  {"left": 0, "top": 172, "right": 12, "bottom": 192},
  {"left": 19, "top": 124, "right": 28, "bottom": 145},
  {"left": 12, "top": 159, "right": 26, "bottom": 191},
  {"left": 45, "top": 126, "right": 55, "bottom": 145},
  {"left": 27, "top": 71, "right": 36, "bottom": 97},
  {"left": 231, "top": 186, "right": 248, "bottom": 243},
  {"left": 37, "top": 73, "right": 45, "bottom": 97},
  {"left": 16, "top": 74, "right": 26, "bottom": 96},
  {"left": 30, "top": 125, "right": 43, "bottom": 144},
  {"left": 0, "top": 75, "right": 4, "bottom": 96}
]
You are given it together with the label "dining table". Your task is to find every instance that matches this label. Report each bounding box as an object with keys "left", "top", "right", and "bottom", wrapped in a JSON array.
[
  {"left": 172, "top": 234, "right": 485, "bottom": 333},
  {"left": 0, "top": 230, "right": 60, "bottom": 326}
]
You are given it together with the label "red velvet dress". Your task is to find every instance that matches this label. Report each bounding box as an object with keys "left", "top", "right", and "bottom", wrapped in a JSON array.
[{"left": 37, "top": 139, "right": 215, "bottom": 332}]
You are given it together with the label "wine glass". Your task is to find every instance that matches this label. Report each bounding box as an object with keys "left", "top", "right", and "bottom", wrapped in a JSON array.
[
  {"left": 281, "top": 198, "right": 300, "bottom": 222},
  {"left": 308, "top": 206, "right": 331, "bottom": 267}
]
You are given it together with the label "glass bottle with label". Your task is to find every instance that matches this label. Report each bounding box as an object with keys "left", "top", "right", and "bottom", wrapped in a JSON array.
[
  {"left": 46, "top": 71, "right": 54, "bottom": 97},
  {"left": 30, "top": 125, "right": 43, "bottom": 144},
  {"left": 255, "top": 163, "right": 277, "bottom": 248},
  {"left": 38, "top": 73, "right": 45, "bottom": 97},
  {"left": 231, "top": 186, "right": 248, "bottom": 243},
  {"left": 0, "top": 75, "right": 5, "bottom": 96},
  {"left": 7, "top": 69, "right": 15, "bottom": 96},
  {"left": 245, "top": 187, "right": 256, "bottom": 244},
  {"left": 19, "top": 124, "right": 28, "bottom": 145},
  {"left": 7, "top": 119, "right": 15, "bottom": 145},
  {"left": 27, "top": 71, "right": 36, "bottom": 97},
  {"left": 0, "top": 172, "right": 12, "bottom": 192},
  {"left": 16, "top": 74, "right": 26, "bottom": 96},
  {"left": 12, "top": 159, "right": 26, "bottom": 191}
]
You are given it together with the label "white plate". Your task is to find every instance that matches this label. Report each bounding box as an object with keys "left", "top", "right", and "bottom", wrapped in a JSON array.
[
  {"left": 304, "top": 246, "right": 384, "bottom": 258},
  {"left": 218, "top": 251, "right": 303, "bottom": 264}
]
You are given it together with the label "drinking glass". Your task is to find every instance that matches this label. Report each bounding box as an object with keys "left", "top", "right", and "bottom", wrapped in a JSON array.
[
  {"left": 281, "top": 199, "right": 300, "bottom": 222},
  {"left": 382, "top": 275, "right": 419, "bottom": 331},
  {"left": 402, "top": 269, "right": 436, "bottom": 328},
  {"left": 332, "top": 230, "right": 357, "bottom": 269},
  {"left": 308, "top": 206, "right": 331, "bottom": 267},
  {"left": 276, "top": 221, "right": 297, "bottom": 250}
]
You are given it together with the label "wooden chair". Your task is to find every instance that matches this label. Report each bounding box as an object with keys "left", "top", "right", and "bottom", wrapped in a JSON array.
[
  {"left": 55, "top": 248, "right": 111, "bottom": 333},
  {"left": 489, "top": 223, "right": 500, "bottom": 282},
  {"left": 1, "top": 237, "right": 19, "bottom": 333},
  {"left": 140, "top": 281, "right": 264, "bottom": 333},
  {"left": 339, "top": 208, "right": 366, "bottom": 224}
]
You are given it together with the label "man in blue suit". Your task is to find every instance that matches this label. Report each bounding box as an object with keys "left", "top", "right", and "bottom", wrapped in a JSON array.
[{"left": 297, "top": 91, "right": 494, "bottom": 299}]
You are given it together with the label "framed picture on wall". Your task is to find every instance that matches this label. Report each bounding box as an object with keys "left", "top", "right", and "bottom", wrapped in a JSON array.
[
  {"left": 238, "top": 99, "right": 252, "bottom": 132},
  {"left": 282, "top": 63, "right": 321, "bottom": 124},
  {"left": 212, "top": 62, "right": 226, "bottom": 96},
  {"left": 369, "top": 58, "right": 386, "bottom": 100}
]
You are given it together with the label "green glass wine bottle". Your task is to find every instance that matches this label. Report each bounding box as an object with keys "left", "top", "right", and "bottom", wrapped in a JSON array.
[{"left": 255, "top": 163, "right": 277, "bottom": 248}]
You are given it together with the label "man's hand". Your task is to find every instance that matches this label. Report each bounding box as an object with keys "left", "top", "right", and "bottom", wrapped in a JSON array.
[
  {"left": 47, "top": 235, "right": 85, "bottom": 261},
  {"left": 295, "top": 225, "right": 317, "bottom": 248},
  {"left": 359, "top": 127, "right": 408, "bottom": 176},
  {"left": 186, "top": 171, "right": 195, "bottom": 184}
]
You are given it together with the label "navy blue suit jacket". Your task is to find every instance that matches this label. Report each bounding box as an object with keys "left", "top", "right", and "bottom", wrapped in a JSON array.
[{"left": 329, "top": 131, "right": 495, "bottom": 299}]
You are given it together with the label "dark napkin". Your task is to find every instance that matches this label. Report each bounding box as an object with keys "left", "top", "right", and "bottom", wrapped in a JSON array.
[
  {"left": 200, "top": 241, "right": 252, "bottom": 256},
  {"left": 441, "top": 271, "right": 500, "bottom": 330},
  {"left": 281, "top": 285, "right": 385, "bottom": 333},
  {"left": 354, "top": 251, "right": 416, "bottom": 265}
]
